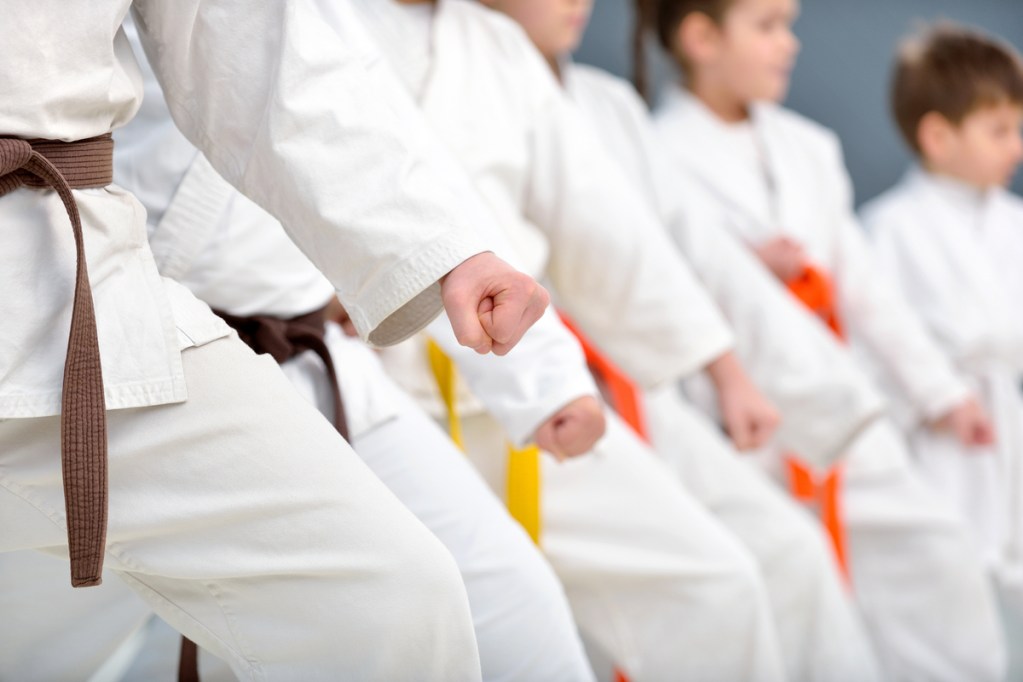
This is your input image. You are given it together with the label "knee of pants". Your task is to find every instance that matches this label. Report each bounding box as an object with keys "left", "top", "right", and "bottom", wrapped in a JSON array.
[
  {"left": 394, "top": 527, "right": 470, "bottom": 611},
  {"left": 761, "top": 504, "right": 845, "bottom": 584},
  {"left": 697, "top": 541, "right": 773, "bottom": 619}
]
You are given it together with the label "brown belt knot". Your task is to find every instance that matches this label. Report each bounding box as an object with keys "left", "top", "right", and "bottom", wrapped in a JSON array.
[
  {"left": 0, "top": 133, "right": 114, "bottom": 588},
  {"left": 213, "top": 305, "right": 350, "bottom": 440}
]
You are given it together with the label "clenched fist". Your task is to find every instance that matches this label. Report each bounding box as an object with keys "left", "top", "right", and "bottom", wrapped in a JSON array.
[
  {"left": 754, "top": 236, "right": 807, "bottom": 283},
  {"left": 533, "top": 396, "right": 606, "bottom": 461},
  {"left": 707, "top": 352, "right": 781, "bottom": 451},
  {"left": 442, "top": 252, "right": 550, "bottom": 355},
  {"left": 933, "top": 397, "right": 996, "bottom": 448}
]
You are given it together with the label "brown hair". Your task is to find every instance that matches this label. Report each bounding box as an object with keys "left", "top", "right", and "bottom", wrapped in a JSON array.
[
  {"left": 891, "top": 22, "right": 1023, "bottom": 155},
  {"left": 632, "top": 0, "right": 736, "bottom": 100}
]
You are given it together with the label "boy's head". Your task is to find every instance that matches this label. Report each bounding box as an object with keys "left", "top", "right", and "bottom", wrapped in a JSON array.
[
  {"left": 481, "top": 0, "right": 593, "bottom": 63},
  {"left": 635, "top": 0, "right": 799, "bottom": 105},
  {"left": 892, "top": 23, "right": 1023, "bottom": 189}
]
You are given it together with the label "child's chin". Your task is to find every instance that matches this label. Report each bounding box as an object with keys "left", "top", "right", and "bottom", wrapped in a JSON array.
[{"left": 760, "top": 86, "right": 788, "bottom": 104}]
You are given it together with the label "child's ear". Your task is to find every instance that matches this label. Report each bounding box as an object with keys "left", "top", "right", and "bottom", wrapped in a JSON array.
[
  {"left": 917, "top": 111, "right": 954, "bottom": 162},
  {"left": 677, "top": 12, "right": 723, "bottom": 68}
]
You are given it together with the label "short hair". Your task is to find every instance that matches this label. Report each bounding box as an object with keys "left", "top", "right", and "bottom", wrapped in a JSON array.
[{"left": 892, "top": 22, "right": 1023, "bottom": 155}]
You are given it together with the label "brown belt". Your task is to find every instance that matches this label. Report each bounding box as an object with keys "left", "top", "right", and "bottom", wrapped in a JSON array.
[
  {"left": 213, "top": 305, "right": 350, "bottom": 440},
  {"left": 0, "top": 134, "right": 113, "bottom": 588}
]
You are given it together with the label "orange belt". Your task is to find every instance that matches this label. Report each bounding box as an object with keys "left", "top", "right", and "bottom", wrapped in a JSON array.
[
  {"left": 786, "top": 263, "right": 850, "bottom": 581},
  {"left": 557, "top": 315, "right": 641, "bottom": 682},
  {"left": 558, "top": 313, "right": 648, "bottom": 441}
]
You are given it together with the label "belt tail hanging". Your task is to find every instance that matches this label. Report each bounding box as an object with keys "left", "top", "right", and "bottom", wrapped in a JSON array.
[
  {"left": 0, "top": 135, "right": 114, "bottom": 588},
  {"left": 785, "top": 263, "right": 850, "bottom": 582}
]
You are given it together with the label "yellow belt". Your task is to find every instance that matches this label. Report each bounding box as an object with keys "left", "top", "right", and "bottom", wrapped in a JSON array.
[{"left": 427, "top": 339, "right": 542, "bottom": 544}]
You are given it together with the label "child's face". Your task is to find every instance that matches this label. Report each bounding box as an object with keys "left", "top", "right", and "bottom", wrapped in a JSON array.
[
  {"left": 484, "top": 0, "right": 592, "bottom": 61},
  {"left": 926, "top": 102, "right": 1023, "bottom": 189},
  {"left": 688, "top": 0, "right": 800, "bottom": 104}
]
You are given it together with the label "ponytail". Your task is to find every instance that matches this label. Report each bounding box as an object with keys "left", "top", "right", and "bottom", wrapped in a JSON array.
[
  {"left": 629, "top": 0, "right": 736, "bottom": 101},
  {"left": 632, "top": 0, "right": 654, "bottom": 101}
]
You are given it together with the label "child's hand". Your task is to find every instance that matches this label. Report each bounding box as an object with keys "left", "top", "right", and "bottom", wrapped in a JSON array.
[
  {"left": 326, "top": 296, "right": 358, "bottom": 337},
  {"left": 533, "top": 396, "right": 606, "bottom": 461},
  {"left": 707, "top": 352, "right": 781, "bottom": 451},
  {"left": 441, "top": 252, "right": 550, "bottom": 356},
  {"left": 753, "top": 236, "right": 807, "bottom": 283},
  {"left": 932, "top": 397, "right": 997, "bottom": 448}
]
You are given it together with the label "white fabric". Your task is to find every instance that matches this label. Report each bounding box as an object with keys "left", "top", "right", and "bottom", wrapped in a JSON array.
[
  {"left": 642, "top": 387, "right": 881, "bottom": 682},
  {"left": 653, "top": 87, "right": 971, "bottom": 425},
  {"left": 653, "top": 85, "right": 1006, "bottom": 681},
  {"left": 862, "top": 167, "right": 1023, "bottom": 600},
  {"left": 839, "top": 419, "right": 1008, "bottom": 681},
  {"left": 1, "top": 338, "right": 595, "bottom": 682},
  {"left": 462, "top": 410, "right": 787, "bottom": 682},
  {"left": 111, "top": 36, "right": 596, "bottom": 679},
  {"left": 0, "top": 0, "right": 498, "bottom": 419},
  {"left": 347, "top": 6, "right": 876, "bottom": 680},
  {"left": 117, "top": 23, "right": 597, "bottom": 447},
  {"left": 565, "top": 63, "right": 884, "bottom": 468},
  {"left": 349, "top": 0, "right": 735, "bottom": 392},
  {"left": 348, "top": 1, "right": 434, "bottom": 96},
  {"left": 333, "top": 361, "right": 595, "bottom": 682},
  {"left": 564, "top": 61, "right": 885, "bottom": 682},
  {"left": 0, "top": 336, "right": 481, "bottom": 681},
  {"left": 0, "top": 551, "right": 152, "bottom": 682}
]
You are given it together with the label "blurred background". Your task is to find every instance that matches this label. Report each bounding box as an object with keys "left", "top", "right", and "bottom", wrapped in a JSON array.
[{"left": 576, "top": 0, "right": 1023, "bottom": 206}]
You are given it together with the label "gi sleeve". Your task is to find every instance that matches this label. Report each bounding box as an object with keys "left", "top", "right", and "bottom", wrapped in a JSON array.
[
  {"left": 426, "top": 308, "right": 599, "bottom": 447},
  {"left": 131, "top": 0, "right": 488, "bottom": 346},
  {"left": 826, "top": 141, "right": 970, "bottom": 422},
  {"left": 516, "top": 44, "right": 733, "bottom": 388}
]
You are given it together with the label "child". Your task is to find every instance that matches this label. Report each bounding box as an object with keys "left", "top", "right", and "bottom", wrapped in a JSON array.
[
  {"left": 348, "top": 0, "right": 888, "bottom": 679},
  {"left": 496, "top": 0, "right": 1005, "bottom": 679},
  {"left": 861, "top": 22, "right": 1023, "bottom": 612},
  {"left": 5, "top": 21, "right": 604, "bottom": 678},
  {"left": 0, "top": 0, "right": 555, "bottom": 678},
  {"left": 647, "top": 0, "right": 993, "bottom": 449}
]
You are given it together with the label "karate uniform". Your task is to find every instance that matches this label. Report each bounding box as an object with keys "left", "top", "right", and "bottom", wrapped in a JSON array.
[
  {"left": 654, "top": 85, "right": 1006, "bottom": 681},
  {"left": 117, "top": 29, "right": 597, "bottom": 678},
  {"left": 863, "top": 167, "right": 1023, "bottom": 610},
  {"left": 0, "top": 1, "right": 525, "bottom": 679},
  {"left": 348, "top": 2, "right": 881, "bottom": 680}
]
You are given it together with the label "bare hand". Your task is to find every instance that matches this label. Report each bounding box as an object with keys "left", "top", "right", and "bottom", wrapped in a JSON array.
[
  {"left": 933, "top": 397, "right": 996, "bottom": 448},
  {"left": 533, "top": 396, "right": 606, "bottom": 461},
  {"left": 707, "top": 352, "right": 781, "bottom": 451},
  {"left": 326, "top": 296, "right": 358, "bottom": 337},
  {"left": 441, "top": 252, "right": 550, "bottom": 355},
  {"left": 754, "top": 236, "right": 807, "bottom": 283}
]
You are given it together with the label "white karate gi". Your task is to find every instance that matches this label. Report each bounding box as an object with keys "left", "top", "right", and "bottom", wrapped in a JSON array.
[
  {"left": 863, "top": 167, "right": 1023, "bottom": 610},
  {"left": 349, "top": 2, "right": 885, "bottom": 681},
  {"left": 565, "top": 62, "right": 885, "bottom": 682},
  {"left": 120, "top": 43, "right": 596, "bottom": 678},
  {"left": 0, "top": 1, "right": 534, "bottom": 678},
  {"left": 654, "top": 85, "right": 1006, "bottom": 681}
]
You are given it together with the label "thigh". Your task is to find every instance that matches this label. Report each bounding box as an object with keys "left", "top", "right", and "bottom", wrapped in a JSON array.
[
  {"left": 0, "top": 336, "right": 480, "bottom": 681},
  {"left": 355, "top": 392, "right": 594, "bottom": 682},
  {"left": 645, "top": 386, "right": 830, "bottom": 563}
]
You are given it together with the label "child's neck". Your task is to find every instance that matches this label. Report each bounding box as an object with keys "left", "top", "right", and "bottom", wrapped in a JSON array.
[
  {"left": 687, "top": 77, "right": 750, "bottom": 124},
  {"left": 547, "top": 55, "right": 564, "bottom": 84},
  {"left": 922, "top": 160, "right": 993, "bottom": 194}
]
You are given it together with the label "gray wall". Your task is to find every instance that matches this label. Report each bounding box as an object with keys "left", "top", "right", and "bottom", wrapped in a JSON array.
[{"left": 575, "top": 0, "right": 1023, "bottom": 206}]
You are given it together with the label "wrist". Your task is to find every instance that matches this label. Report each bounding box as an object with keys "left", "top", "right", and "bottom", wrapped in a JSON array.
[{"left": 705, "top": 351, "right": 745, "bottom": 390}]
